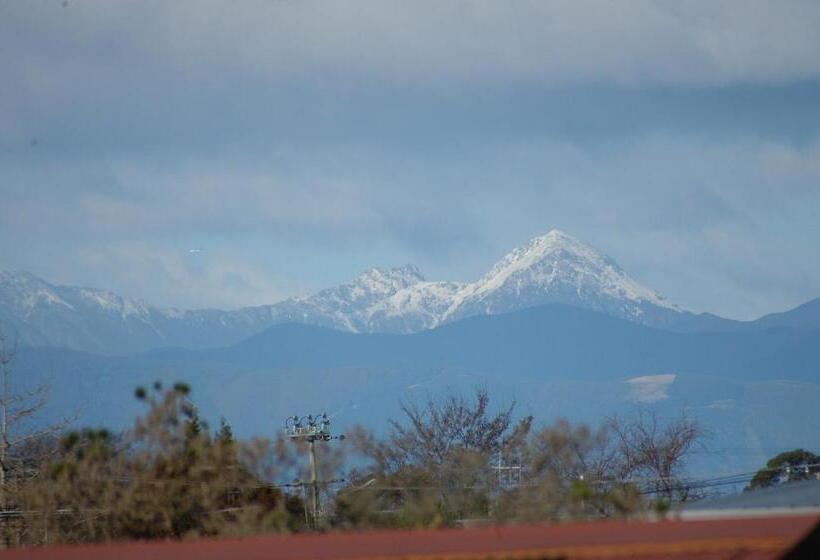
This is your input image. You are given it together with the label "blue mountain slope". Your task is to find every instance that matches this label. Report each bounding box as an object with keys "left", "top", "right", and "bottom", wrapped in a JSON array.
[
  {"left": 147, "top": 304, "right": 819, "bottom": 383},
  {"left": 753, "top": 298, "right": 820, "bottom": 330},
  {"left": 666, "top": 298, "right": 820, "bottom": 333}
]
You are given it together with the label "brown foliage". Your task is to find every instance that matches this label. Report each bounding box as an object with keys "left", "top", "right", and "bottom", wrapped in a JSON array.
[
  {"left": 1, "top": 380, "right": 707, "bottom": 545},
  {"left": 338, "top": 408, "right": 704, "bottom": 527},
  {"left": 493, "top": 418, "right": 644, "bottom": 522},
  {"left": 9, "top": 384, "right": 304, "bottom": 546}
]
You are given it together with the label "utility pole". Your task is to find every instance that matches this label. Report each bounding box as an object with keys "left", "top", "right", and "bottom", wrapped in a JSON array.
[
  {"left": 308, "top": 437, "right": 319, "bottom": 519},
  {"left": 285, "top": 413, "right": 344, "bottom": 529},
  {"left": 492, "top": 444, "right": 522, "bottom": 489}
]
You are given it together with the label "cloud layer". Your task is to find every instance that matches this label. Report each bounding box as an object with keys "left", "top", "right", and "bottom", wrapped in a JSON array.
[{"left": 1, "top": 1, "right": 819, "bottom": 316}]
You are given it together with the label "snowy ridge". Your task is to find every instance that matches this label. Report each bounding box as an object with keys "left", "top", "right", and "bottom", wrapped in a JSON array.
[
  {"left": 0, "top": 231, "right": 686, "bottom": 353},
  {"left": 0, "top": 271, "right": 75, "bottom": 316},
  {"left": 272, "top": 265, "right": 466, "bottom": 333},
  {"left": 266, "top": 230, "right": 680, "bottom": 332}
]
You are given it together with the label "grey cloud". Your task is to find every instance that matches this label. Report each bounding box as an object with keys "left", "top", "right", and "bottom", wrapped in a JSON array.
[
  {"left": 4, "top": 82, "right": 819, "bottom": 162},
  {"left": 4, "top": 0, "right": 820, "bottom": 94},
  {"left": 4, "top": 2, "right": 819, "bottom": 157},
  {"left": 2, "top": 1, "right": 820, "bottom": 319},
  {"left": 72, "top": 243, "right": 289, "bottom": 309}
]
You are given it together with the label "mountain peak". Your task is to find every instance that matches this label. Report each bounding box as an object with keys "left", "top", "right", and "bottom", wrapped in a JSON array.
[
  {"left": 518, "top": 230, "right": 600, "bottom": 260},
  {"left": 480, "top": 230, "right": 611, "bottom": 288},
  {"left": 533, "top": 228, "right": 574, "bottom": 243},
  {"left": 439, "top": 230, "right": 678, "bottom": 323}
]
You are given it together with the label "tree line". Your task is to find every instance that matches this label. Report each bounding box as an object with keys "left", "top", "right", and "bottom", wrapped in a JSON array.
[{"left": 0, "top": 333, "right": 813, "bottom": 547}]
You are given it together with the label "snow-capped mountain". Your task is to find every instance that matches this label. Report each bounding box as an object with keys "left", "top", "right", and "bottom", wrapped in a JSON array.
[
  {"left": 272, "top": 231, "right": 682, "bottom": 334},
  {"left": 439, "top": 230, "right": 681, "bottom": 326},
  {"left": 271, "top": 265, "right": 465, "bottom": 333},
  {"left": 0, "top": 270, "right": 275, "bottom": 354},
  {"left": 0, "top": 230, "right": 724, "bottom": 354}
]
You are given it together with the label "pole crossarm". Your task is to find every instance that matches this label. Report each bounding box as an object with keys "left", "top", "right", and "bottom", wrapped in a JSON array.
[{"left": 284, "top": 413, "right": 345, "bottom": 529}]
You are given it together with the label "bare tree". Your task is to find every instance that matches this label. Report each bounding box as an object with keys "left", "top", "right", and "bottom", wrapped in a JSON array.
[
  {"left": 336, "top": 389, "right": 532, "bottom": 528},
  {"left": 607, "top": 409, "right": 705, "bottom": 504},
  {"left": 388, "top": 388, "right": 531, "bottom": 470},
  {"left": 0, "top": 332, "right": 70, "bottom": 511}
]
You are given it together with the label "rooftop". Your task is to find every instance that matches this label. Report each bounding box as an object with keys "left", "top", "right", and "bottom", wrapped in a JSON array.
[
  {"left": 3, "top": 515, "right": 817, "bottom": 560},
  {"left": 682, "top": 479, "right": 820, "bottom": 520}
]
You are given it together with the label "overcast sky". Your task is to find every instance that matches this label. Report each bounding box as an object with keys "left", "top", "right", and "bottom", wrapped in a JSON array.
[{"left": 2, "top": 0, "right": 819, "bottom": 319}]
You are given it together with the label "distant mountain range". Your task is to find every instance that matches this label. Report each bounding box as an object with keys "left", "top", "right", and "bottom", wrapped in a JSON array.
[
  {"left": 5, "top": 230, "right": 820, "bottom": 479},
  {"left": 1, "top": 230, "right": 818, "bottom": 354}
]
